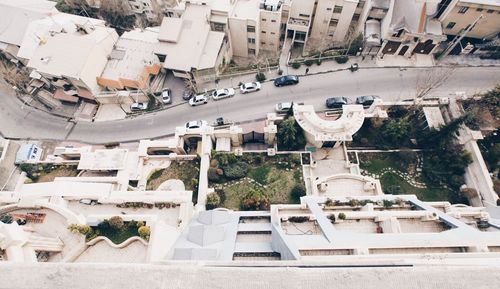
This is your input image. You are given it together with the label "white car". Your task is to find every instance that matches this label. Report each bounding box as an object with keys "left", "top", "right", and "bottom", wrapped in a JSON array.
[
  {"left": 185, "top": 120, "right": 208, "bottom": 130},
  {"left": 130, "top": 102, "right": 147, "bottom": 111},
  {"left": 189, "top": 94, "right": 209, "bottom": 106},
  {"left": 240, "top": 82, "right": 261, "bottom": 94},
  {"left": 161, "top": 88, "right": 172, "bottom": 104},
  {"left": 212, "top": 88, "right": 235, "bottom": 100},
  {"left": 275, "top": 102, "right": 293, "bottom": 113}
]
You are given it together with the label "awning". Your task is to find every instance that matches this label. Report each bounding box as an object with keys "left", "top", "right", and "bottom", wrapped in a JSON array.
[
  {"left": 53, "top": 89, "right": 78, "bottom": 103},
  {"left": 77, "top": 87, "right": 95, "bottom": 100}
]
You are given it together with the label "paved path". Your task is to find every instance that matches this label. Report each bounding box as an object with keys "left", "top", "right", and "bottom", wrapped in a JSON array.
[{"left": 0, "top": 67, "right": 499, "bottom": 144}]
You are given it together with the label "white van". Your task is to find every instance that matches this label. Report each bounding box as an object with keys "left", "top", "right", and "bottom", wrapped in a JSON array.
[{"left": 15, "top": 144, "right": 42, "bottom": 165}]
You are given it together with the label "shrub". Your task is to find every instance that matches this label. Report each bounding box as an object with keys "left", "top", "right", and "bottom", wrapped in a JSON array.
[
  {"left": 0, "top": 213, "right": 13, "bottom": 224},
  {"left": 206, "top": 192, "right": 221, "bottom": 210},
  {"left": 316, "top": 59, "right": 322, "bottom": 65},
  {"left": 208, "top": 167, "right": 220, "bottom": 182},
  {"left": 223, "top": 162, "right": 249, "bottom": 180},
  {"left": 97, "top": 219, "right": 110, "bottom": 230},
  {"left": 68, "top": 224, "right": 93, "bottom": 236},
  {"left": 327, "top": 214, "right": 336, "bottom": 223},
  {"left": 149, "top": 169, "right": 163, "bottom": 181},
  {"left": 338, "top": 212, "right": 347, "bottom": 220},
  {"left": 382, "top": 200, "right": 394, "bottom": 208},
  {"left": 291, "top": 61, "right": 301, "bottom": 69},
  {"left": 128, "top": 220, "right": 139, "bottom": 229},
  {"left": 288, "top": 216, "right": 309, "bottom": 223},
  {"left": 256, "top": 72, "right": 266, "bottom": 82},
  {"left": 241, "top": 188, "right": 270, "bottom": 210},
  {"left": 108, "top": 216, "right": 125, "bottom": 230},
  {"left": 210, "top": 159, "right": 219, "bottom": 168},
  {"left": 138, "top": 226, "right": 151, "bottom": 240},
  {"left": 304, "top": 59, "right": 314, "bottom": 66},
  {"left": 324, "top": 198, "right": 334, "bottom": 207},
  {"left": 335, "top": 55, "right": 349, "bottom": 64},
  {"left": 277, "top": 69, "right": 283, "bottom": 75},
  {"left": 290, "top": 184, "right": 306, "bottom": 201}
]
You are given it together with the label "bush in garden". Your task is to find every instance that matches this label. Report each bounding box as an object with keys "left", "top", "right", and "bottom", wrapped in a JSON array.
[
  {"left": 256, "top": 72, "right": 266, "bottom": 82},
  {"left": 338, "top": 212, "right": 347, "bottom": 220},
  {"left": 290, "top": 184, "right": 306, "bottom": 201},
  {"left": 208, "top": 167, "right": 220, "bottom": 182},
  {"left": 241, "top": 188, "right": 270, "bottom": 210},
  {"left": 108, "top": 216, "right": 125, "bottom": 230},
  {"left": 328, "top": 214, "right": 336, "bottom": 223},
  {"left": 335, "top": 55, "right": 349, "bottom": 64},
  {"left": 304, "top": 59, "right": 314, "bottom": 66},
  {"left": 138, "top": 226, "right": 151, "bottom": 240},
  {"left": 223, "top": 162, "right": 249, "bottom": 180},
  {"left": 206, "top": 192, "right": 221, "bottom": 210},
  {"left": 291, "top": 61, "right": 301, "bottom": 69}
]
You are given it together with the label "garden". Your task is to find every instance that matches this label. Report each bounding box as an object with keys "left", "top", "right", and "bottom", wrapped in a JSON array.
[
  {"left": 349, "top": 106, "right": 475, "bottom": 204},
  {"left": 146, "top": 157, "right": 200, "bottom": 202},
  {"left": 68, "top": 216, "right": 150, "bottom": 244},
  {"left": 206, "top": 152, "right": 306, "bottom": 211},
  {"left": 19, "top": 163, "right": 79, "bottom": 183}
]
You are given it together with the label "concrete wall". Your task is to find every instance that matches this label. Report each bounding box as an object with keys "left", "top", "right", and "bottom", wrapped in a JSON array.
[{"left": 259, "top": 9, "right": 282, "bottom": 53}]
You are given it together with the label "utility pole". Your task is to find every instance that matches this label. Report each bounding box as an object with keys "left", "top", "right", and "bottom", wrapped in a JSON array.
[{"left": 440, "top": 14, "right": 484, "bottom": 59}]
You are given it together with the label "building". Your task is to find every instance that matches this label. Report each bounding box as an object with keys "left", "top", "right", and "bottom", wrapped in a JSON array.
[
  {"left": 438, "top": 0, "right": 500, "bottom": 40},
  {"left": 377, "top": 0, "right": 446, "bottom": 58},
  {"left": 0, "top": 0, "right": 57, "bottom": 62},
  {"left": 154, "top": 4, "right": 231, "bottom": 82},
  {"left": 97, "top": 28, "right": 161, "bottom": 90},
  {"left": 27, "top": 25, "right": 119, "bottom": 101}
]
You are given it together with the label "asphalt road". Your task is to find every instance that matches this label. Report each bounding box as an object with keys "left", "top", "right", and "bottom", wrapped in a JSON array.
[{"left": 1, "top": 67, "right": 499, "bottom": 144}]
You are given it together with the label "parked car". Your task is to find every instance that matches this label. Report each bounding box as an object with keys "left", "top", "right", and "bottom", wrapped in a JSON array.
[
  {"left": 212, "top": 88, "right": 235, "bottom": 100},
  {"left": 356, "top": 95, "right": 379, "bottom": 106},
  {"left": 185, "top": 120, "right": 208, "bottom": 130},
  {"left": 240, "top": 82, "right": 261, "bottom": 93},
  {"left": 15, "top": 143, "right": 42, "bottom": 165},
  {"left": 182, "top": 90, "right": 193, "bottom": 100},
  {"left": 326, "top": 97, "right": 349, "bottom": 109},
  {"left": 275, "top": 102, "right": 293, "bottom": 113},
  {"left": 161, "top": 88, "right": 172, "bottom": 104},
  {"left": 130, "top": 102, "right": 147, "bottom": 111},
  {"left": 189, "top": 94, "right": 209, "bottom": 106},
  {"left": 274, "top": 75, "right": 299, "bottom": 87}
]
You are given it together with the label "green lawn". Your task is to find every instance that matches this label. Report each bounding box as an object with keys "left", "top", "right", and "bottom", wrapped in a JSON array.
[
  {"left": 94, "top": 226, "right": 139, "bottom": 244},
  {"left": 380, "top": 173, "right": 462, "bottom": 203},
  {"left": 211, "top": 153, "right": 305, "bottom": 210}
]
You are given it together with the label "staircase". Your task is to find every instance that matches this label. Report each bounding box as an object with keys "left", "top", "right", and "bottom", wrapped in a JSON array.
[
  {"left": 233, "top": 214, "right": 281, "bottom": 261},
  {"left": 28, "top": 236, "right": 64, "bottom": 252}
]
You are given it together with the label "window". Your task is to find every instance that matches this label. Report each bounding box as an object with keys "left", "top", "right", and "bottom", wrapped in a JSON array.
[
  {"left": 261, "top": 41, "right": 266, "bottom": 45},
  {"left": 329, "top": 19, "right": 338, "bottom": 27},
  {"left": 271, "top": 19, "right": 276, "bottom": 22},
  {"left": 458, "top": 6, "right": 468, "bottom": 13},
  {"left": 261, "top": 31, "right": 266, "bottom": 33},
  {"left": 247, "top": 25, "right": 256, "bottom": 33},
  {"left": 271, "top": 32, "right": 276, "bottom": 35},
  {"left": 476, "top": 8, "right": 483, "bottom": 12},
  {"left": 299, "top": 13, "right": 310, "bottom": 18},
  {"left": 248, "top": 38, "right": 255, "bottom": 44},
  {"left": 261, "top": 18, "right": 267, "bottom": 21},
  {"left": 486, "top": 9, "right": 494, "bottom": 13},
  {"left": 326, "top": 7, "right": 332, "bottom": 11},
  {"left": 248, "top": 48, "right": 255, "bottom": 55},
  {"left": 212, "top": 22, "right": 225, "bottom": 32},
  {"left": 333, "top": 5, "right": 343, "bottom": 13},
  {"left": 446, "top": 22, "right": 456, "bottom": 29},
  {"left": 357, "top": 1, "right": 365, "bottom": 9},
  {"left": 352, "top": 13, "right": 360, "bottom": 21}
]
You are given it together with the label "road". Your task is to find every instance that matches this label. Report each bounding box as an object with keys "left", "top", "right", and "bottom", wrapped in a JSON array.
[{"left": 1, "top": 67, "right": 499, "bottom": 144}]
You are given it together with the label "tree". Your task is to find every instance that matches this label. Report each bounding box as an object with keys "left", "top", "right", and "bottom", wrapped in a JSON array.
[
  {"left": 338, "top": 212, "right": 346, "bottom": 220},
  {"left": 100, "top": 0, "right": 135, "bottom": 32},
  {"left": 277, "top": 117, "right": 306, "bottom": 151},
  {"left": 290, "top": 184, "right": 306, "bottom": 202},
  {"left": 346, "top": 33, "right": 364, "bottom": 55},
  {"left": 206, "top": 192, "right": 221, "bottom": 210},
  {"left": 138, "top": 226, "right": 151, "bottom": 240},
  {"left": 108, "top": 216, "right": 125, "bottom": 230},
  {"left": 381, "top": 118, "right": 410, "bottom": 145},
  {"left": 415, "top": 67, "right": 455, "bottom": 99}
]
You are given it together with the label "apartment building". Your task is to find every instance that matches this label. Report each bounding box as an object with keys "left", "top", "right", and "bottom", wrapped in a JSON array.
[{"left": 438, "top": 0, "right": 500, "bottom": 40}]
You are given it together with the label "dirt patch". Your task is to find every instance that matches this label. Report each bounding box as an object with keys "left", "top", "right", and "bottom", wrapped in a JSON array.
[
  {"left": 146, "top": 160, "right": 200, "bottom": 191},
  {"left": 37, "top": 166, "right": 79, "bottom": 183}
]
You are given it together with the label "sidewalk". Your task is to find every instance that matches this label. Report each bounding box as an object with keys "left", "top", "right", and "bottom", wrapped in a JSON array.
[{"left": 198, "top": 53, "right": 500, "bottom": 93}]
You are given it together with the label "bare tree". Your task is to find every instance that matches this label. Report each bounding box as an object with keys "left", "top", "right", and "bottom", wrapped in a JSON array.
[
  {"left": 415, "top": 66, "right": 456, "bottom": 99},
  {"left": 100, "top": 0, "right": 135, "bottom": 32}
]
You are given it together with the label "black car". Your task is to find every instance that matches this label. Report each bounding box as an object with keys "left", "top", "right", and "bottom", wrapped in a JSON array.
[
  {"left": 326, "top": 97, "right": 349, "bottom": 109},
  {"left": 355, "top": 95, "right": 379, "bottom": 106},
  {"left": 274, "top": 75, "right": 299, "bottom": 87}
]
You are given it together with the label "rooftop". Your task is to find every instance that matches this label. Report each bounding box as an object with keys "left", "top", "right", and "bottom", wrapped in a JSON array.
[
  {"left": 231, "top": 0, "right": 261, "bottom": 19},
  {"left": 100, "top": 28, "right": 160, "bottom": 84},
  {"left": 155, "top": 4, "right": 225, "bottom": 72},
  {"left": 0, "top": 0, "right": 56, "bottom": 46},
  {"left": 27, "top": 26, "right": 118, "bottom": 93}
]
